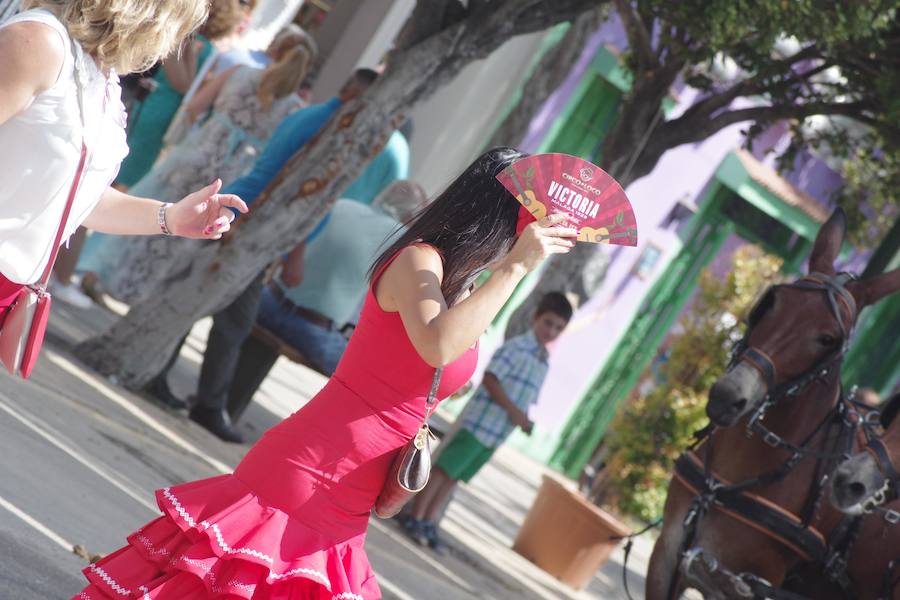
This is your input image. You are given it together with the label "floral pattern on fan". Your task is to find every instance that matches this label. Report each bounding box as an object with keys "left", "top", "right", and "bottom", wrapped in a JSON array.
[{"left": 496, "top": 153, "right": 638, "bottom": 245}]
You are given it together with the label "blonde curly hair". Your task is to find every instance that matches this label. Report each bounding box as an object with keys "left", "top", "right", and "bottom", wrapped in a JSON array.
[
  {"left": 200, "top": 0, "right": 253, "bottom": 42},
  {"left": 23, "top": 0, "right": 210, "bottom": 74}
]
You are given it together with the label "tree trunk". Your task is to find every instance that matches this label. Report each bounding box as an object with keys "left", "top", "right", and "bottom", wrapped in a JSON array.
[
  {"left": 75, "top": 0, "right": 600, "bottom": 387},
  {"left": 483, "top": 7, "right": 604, "bottom": 150}
]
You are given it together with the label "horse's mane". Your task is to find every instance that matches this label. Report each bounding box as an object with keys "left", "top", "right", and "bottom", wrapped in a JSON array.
[{"left": 880, "top": 392, "right": 900, "bottom": 428}]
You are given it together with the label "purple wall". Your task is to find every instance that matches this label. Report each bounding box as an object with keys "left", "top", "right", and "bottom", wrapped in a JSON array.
[{"left": 507, "top": 25, "right": 852, "bottom": 447}]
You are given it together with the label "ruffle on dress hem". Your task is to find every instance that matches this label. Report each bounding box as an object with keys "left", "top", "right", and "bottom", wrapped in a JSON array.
[{"left": 71, "top": 474, "right": 380, "bottom": 599}]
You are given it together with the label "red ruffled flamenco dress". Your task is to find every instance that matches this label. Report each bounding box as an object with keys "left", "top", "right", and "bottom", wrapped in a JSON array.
[{"left": 73, "top": 250, "right": 478, "bottom": 599}]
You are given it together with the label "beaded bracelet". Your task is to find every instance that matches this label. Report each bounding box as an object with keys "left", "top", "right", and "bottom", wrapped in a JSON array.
[{"left": 158, "top": 202, "right": 174, "bottom": 236}]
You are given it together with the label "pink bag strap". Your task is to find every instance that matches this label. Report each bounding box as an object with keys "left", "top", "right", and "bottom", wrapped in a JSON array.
[
  {"left": 37, "top": 143, "right": 88, "bottom": 287},
  {"left": 37, "top": 34, "right": 89, "bottom": 289}
]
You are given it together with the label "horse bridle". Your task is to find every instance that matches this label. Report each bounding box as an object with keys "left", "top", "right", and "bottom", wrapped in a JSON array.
[
  {"left": 668, "top": 271, "right": 869, "bottom": 600},
  {"left": 861, "top": 437, "right": 900, "bottom": 518},
  {"left": 730, "top": 272, "right": 859, "bottom": 453}
]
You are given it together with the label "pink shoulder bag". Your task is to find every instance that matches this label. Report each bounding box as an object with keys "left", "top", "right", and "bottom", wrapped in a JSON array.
[
  {"left": 0, "top": 143, "right": 87, "bottom": 378},
  {"left": 0, "top": 37, "right": 89, "bottom": 379}
]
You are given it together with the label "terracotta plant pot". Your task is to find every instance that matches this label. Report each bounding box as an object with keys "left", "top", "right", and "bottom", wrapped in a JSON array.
[{"left": 513, "top": 474, "right": 631, "bottom": 590}]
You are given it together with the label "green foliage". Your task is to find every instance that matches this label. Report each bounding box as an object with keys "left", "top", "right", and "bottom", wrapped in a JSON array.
[
  {"left": 611, "top": 0, "right": 899, "bottom": 247},
  {"left": 833, "top": 144, "right": 900, "bottom": 248},
  {"left": 602, "top": 247, "right": 784, "bottom": 521}
]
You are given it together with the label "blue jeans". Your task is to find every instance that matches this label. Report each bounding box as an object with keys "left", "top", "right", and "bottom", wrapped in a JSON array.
[{"left": 257, "top": 288, "right": 347, "bottom": 375}]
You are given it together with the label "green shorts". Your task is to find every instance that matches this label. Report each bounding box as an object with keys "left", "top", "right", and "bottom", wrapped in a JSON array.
[{"left": 435, "top": 428, "right": 495, "bottom": 483}]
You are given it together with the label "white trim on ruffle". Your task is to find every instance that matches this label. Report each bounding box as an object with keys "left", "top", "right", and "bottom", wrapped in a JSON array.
[
  {"left": 88, "top": 564, "right": 129, "bottom": 596},
  {"left": 270, "top": 565, "right": 332, "bottom": 585},
  {"left": 160, "top": 486, "right": 358, "bottom": 595},
  {"left": 135, "top": 531, "right": 171, "bottom": 559}
]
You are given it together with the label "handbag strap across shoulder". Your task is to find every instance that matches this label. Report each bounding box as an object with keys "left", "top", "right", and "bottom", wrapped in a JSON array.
[{"left": 37, "top": 36, "right": 89, "bottom": 288}]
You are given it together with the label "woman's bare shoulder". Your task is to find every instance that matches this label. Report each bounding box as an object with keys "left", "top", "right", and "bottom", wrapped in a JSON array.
[
  {"left": 376, "top": 244, "right": 445, "bottom": 310},
  {"left": 390, "top": 244, "right": 444, "bottom": 277},
  {"left": 0, "top": 21, "right": 66, "bottom": 93}
]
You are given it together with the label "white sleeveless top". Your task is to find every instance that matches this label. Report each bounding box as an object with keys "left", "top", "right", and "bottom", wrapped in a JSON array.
[{"left": 0, "top": 9, "right": 129, "bottom": 284}]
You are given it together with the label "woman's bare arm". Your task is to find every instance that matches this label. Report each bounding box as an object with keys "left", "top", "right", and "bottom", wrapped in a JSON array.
[
  {"left": 376, "top": 215, "right": 576, "bottom": 367},
  {"left": 83, "top": 181, "right": 247, "bottom": 238}
]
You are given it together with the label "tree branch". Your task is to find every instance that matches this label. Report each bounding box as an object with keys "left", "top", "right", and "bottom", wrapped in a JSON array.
[
  {"left": 657, "top": 100, "right": 875, "bottom": 153},
  {"left": 393, "top": 0, "right": 454, "bottom": 52},
  {"left": 678, "top": 61, "right": 834, "bottom": 126},
  {"left": 709, "top": 101, "right": 875, "bottom": 131},
  {"left": 403, "top": 0, "right": 603, "bottom": 98},
  {"left": 612, "top": 0, "right": 656, "bottom": 71},
  {"left": 495, "top": 0, "right": 605, "bottom": 38},
  {"left": 676, "top": 47, "right": 836, "bottom": 126}
]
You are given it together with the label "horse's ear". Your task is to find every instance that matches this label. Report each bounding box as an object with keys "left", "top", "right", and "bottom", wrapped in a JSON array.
[
  {"left": 849, "top": 267, "right": 900, "bottom": 309},
  {"left": 808, "top": 209, "right": 847, "bottom": 275}
]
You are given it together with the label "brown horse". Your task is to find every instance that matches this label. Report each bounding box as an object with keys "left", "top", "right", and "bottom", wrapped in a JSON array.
[
  {"left": 824, "top": 394, "right": 900, "bottom": 598},
  {"left": 646, "top": 210, "right": 900, "bottom": 599},
  {"left": 777, "top": 394, "right": 900, "bottom": 600},
  {"left": 832, "top": 393, "right": 900, "bottom": 515}
]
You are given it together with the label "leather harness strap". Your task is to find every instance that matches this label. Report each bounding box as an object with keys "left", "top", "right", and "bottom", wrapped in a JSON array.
[
  {"left": 674, "top": 452, "right": 829, "bottom": 563},
  {"left": 867, "top": 438, "right": 900, "bottom": 482},
  {"left": 741, "top": 347, "right": 777, "bottom": 392}
]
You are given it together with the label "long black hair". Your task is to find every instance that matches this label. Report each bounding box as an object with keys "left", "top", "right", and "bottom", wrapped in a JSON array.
[{"left": 370, "top": 147, "right": 526, "bottom": 305}]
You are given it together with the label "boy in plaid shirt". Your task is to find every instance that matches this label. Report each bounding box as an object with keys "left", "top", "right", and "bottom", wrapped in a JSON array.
[{"left": 404, "top": 292, "right": 573, "bottom": 550}]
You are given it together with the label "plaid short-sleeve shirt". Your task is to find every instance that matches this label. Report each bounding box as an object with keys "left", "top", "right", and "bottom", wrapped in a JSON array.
[{"left": 460, "top": 332, "right": 549, "bottom": 448}]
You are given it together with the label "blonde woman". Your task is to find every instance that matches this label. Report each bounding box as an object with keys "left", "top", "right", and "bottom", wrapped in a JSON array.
[
  {"left": 78, "top": 27, "right": 317, "bottom": 303},
  {"left": 0, "top": 0, "right": 248, "bottom": 317}
]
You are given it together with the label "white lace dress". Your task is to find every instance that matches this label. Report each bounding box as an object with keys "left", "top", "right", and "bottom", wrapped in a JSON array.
[{"left": 79, "top": 67, "right": 303, "bottom": 303}]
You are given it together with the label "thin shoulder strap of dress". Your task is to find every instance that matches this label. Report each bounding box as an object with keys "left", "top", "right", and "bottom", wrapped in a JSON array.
[{"left": 372, "top": 242, "right": 444, "bottom": 287}]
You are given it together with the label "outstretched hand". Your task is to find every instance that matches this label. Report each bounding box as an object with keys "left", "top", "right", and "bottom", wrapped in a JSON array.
[{"left": 166, "top": 179, "right": 249, "bottom": 239}]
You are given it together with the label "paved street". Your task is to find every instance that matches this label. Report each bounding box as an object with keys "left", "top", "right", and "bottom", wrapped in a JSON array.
[{"left": 0, "top": 299, "right": 652, "bottom": 599}]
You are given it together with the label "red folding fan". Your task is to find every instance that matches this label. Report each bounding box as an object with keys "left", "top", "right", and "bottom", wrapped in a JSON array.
[{"left": 496, "top": 153, "right": 638, "bottom": 245}]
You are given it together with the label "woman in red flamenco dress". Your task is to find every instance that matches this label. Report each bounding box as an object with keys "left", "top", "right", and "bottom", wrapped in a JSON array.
[{"left": 73, "top": 147, "right": 576, "bottom": 600}]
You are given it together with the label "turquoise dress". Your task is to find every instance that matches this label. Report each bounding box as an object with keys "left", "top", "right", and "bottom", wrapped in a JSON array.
[{"left": 115, "top": 38, "right": 213, "bottom": 187}]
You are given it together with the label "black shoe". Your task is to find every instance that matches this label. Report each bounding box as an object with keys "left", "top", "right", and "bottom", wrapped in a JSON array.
[
  {"left": 144, "top": 377, "right": 188, "bottom": 411},
  {"left": 403, "top": 517, "right": 430, "bottom": 547},
  {"left": 189, "top": 406, "right": 245, "bottom": 444},
  {"left": 422, "top": 521, "right": 447, "bottom": 555}
]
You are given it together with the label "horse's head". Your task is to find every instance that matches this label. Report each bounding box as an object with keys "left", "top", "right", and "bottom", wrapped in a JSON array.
[
  {"left": 707, "top": 210, "right": 900, "bottom": 426},
  {"left": 832, "top": 394, "right": 900, "bottom": 515}
]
